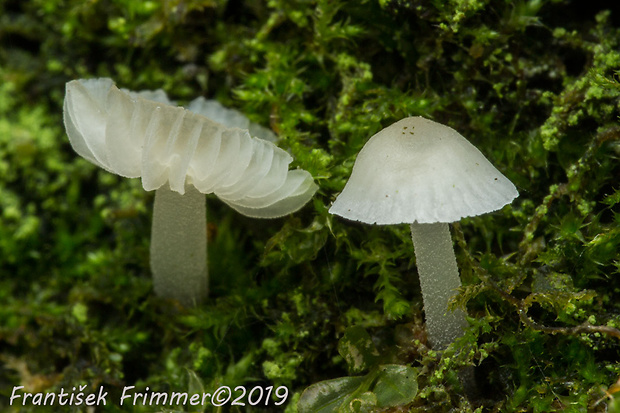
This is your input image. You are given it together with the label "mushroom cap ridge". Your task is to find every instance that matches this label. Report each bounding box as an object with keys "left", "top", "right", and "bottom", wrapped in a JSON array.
[
  {"left": 64, "top": 78, "right": 317, "bottom": 218},
  {"left": 329, "top": 116, "right": 518, "bottom": 225}
]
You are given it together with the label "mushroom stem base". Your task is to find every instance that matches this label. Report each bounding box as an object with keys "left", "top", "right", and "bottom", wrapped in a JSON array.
[
  {"left": 410, "top": 222, "right": 467, "bottom": 350},
  {"left": 151, "top": 184, "right": 208, "bottom": 306}
]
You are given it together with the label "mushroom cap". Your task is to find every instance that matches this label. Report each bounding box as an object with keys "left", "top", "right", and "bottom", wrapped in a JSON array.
[
  {"left": 329, "top": 116, "right": 518, "bottom": 225},
  {"left": 187, "top": 97, "right": 277, "bottom": 143},
  {"left": 63, "top": 78, "right": 317, "bottom": 218}
]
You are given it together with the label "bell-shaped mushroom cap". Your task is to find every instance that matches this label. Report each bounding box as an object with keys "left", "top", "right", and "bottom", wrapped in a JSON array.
[
  {"left": 329, "top": 116, "right": 518, "bottom": 225},
  {"left": 64, "top": 78, "right": 317, "bottom": 218}
]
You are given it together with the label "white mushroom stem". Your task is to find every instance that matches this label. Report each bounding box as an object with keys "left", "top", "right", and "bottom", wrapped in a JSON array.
[
  {"left": 410, "top": 222, "right": 467, "bottom": 350},
  {"left": 150, "top": 184, "right": 208, "bottom": 305}
]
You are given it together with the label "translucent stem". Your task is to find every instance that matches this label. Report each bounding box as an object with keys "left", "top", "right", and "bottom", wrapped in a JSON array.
[
  {"left": 150, "top": 184, "right": 207, "bottom": 305},
  {"left": 410, "top": 222, "right": 467, "bottom": 350}
]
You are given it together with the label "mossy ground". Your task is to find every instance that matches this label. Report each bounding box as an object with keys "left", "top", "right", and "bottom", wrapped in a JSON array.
[{"left": 1, "top": 0, "right": 620, "bottom": 411}]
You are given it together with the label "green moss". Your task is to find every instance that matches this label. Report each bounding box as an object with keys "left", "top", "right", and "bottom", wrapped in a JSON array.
[{"left": 2, "top": 0, "right": 620, "bottom": 411}]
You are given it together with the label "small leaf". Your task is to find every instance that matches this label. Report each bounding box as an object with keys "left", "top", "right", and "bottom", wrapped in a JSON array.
[
  {"left": 71, "top": 302, "right": 88, "bottom": 324},
  {"left": 337, "top": 326, "right": 380, "bottom": 373},
  {"left": 298, "top": 376, "right": 365, "bottom": 413},
  {"left": 603, "top": 188, "right": 620, "bottom": 206},
  {"left": 373, "top": 364, "right": 418, "bottom": 408},
  {"left": 185, "top": 368, "right": 206, "bottom": 413},
  {"left": 348, "top": 391, "right": 378, "bottom": 413}
]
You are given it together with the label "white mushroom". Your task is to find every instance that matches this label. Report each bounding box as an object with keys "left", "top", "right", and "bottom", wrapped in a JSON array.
[
  {"left": 329, "top": 116, "right": 518, "bottom": 349},
  {"left": 64, "top": 78, "right": 317, "bottom": 306}
]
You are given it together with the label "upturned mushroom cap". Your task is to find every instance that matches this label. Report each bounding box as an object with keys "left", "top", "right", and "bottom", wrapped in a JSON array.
[
  {"left": 329, "top": 116, "right": 518, "bottom": 225},
  {"left": 64, "top": 78, "right": 317, "bottom": 218}
]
